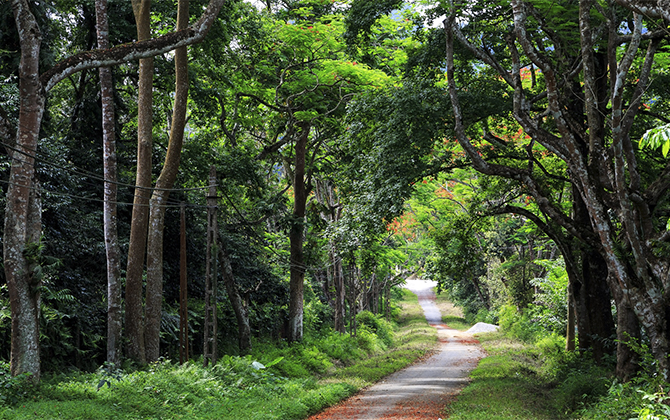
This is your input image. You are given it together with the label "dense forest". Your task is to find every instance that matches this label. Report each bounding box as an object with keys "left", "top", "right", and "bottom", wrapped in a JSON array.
[{"left": 1, "top": 0, "right": 670, "bottom": 417}]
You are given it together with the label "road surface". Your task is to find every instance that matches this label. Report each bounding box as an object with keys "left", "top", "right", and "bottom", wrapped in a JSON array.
[{"left": 308, "top": 279, "right": 484, "bottom": 420}]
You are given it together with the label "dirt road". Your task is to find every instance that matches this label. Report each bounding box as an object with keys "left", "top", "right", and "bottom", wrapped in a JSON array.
[{"left": 308, "top": 279, "right": 484, "bottom": 420}]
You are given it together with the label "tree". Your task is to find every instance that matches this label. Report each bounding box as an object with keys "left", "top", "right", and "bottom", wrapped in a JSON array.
[
  {"left": 443, "top": 0, "right": 670, "bottom": 378},
  {"left": 1, "top": 0, "right": 226, "bottom": 380},
  {"left": 124, "top": 0, "right": 155, "bottom": 365},
  {"left": 95, "top": 0, "right": 122, "bottom": 366},
  {"left": 145, "top": 0, "right": 191, "bottom": 364}
]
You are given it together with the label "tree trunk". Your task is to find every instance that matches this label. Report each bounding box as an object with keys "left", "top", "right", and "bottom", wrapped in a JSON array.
[
  {"left": 5, "top": 0, "right": 45, "bottom": 382},
  {"left": 144, "top": 0, "right": 190, "bottom": 363},
  {"left": 573, "top": 247, "right": 615, "bottom": 361},
  {"left": 287, "top": 122, "right": 310, "bottom": 342},
  {"left": 217, "top": 236, "right": 252, "bottom": 354},
  {"left": 572, "top": 191, "right": 616, "bottom": 361},
  {"left": 566, "top": 279, "right": 576, "bottom": 351},
  {"left": 333, "top": 252, "right": 345, "bottom": 333},
  {"left": 125, "top": 0, "right": 153, "bottom": 365},
  {"left": 612, "top": 285, "right": 640, "bottom": 381},
  {"left": 315, "top": 179, "right": 345, "bottom": 333},
  {"left": 95, "top": 0, "right": 122, "bottom": 366}
]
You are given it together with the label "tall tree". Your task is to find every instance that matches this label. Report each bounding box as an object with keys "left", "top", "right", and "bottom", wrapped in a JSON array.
[
  {"left": 287, "top": 121, "right": 311, "bottom": 341},
  {"left": 1, "top": 0, "right": 226, "bottom": 379},
  {"left": 124, "top": 0, "right": 154, "bottom": 365},
  {"left": 144, "top": 0, "right": 190, "bottom": 363},
  {"left": 443, "top": 0, "right": 670, "bottom": 378},
  {"left": 4, "top": 0, "right": 47, "bottom": 382},
  {"left": 95, "top": 0, "right": 122, "bottom": 366}
]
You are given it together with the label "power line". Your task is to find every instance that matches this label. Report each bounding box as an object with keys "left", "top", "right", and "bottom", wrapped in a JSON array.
[
  {"left": 1, "top": 140, "right": 215, "bottom": 193},
  {"left": 0, "top": 143, "right": 346, "bottom": 273},
  {"left": 0, "top": 178, "right": 210, "bottom": 209}
]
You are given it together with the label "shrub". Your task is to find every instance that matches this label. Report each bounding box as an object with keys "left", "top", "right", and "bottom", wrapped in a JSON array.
[
  {"left": 304, "top": 299, "right": 333, "bottom": 334},
  {"left": 0, "top": 362, "right": 39, "bottom": 406},
  {"left": 317, "top": 332, "right": 364, "bottom": 364},
  {"left": 498, "top": 304, "right": 542, "bottom": 343},
  {"left": 355, "top": 326, "right": 385, "bottom": 354},
  {"left": 356, "top": 311, "right": 394, "bottom": 347}
]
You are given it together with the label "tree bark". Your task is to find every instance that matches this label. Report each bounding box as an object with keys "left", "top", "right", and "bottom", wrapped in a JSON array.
[
  {"left": 315, "top": 179, "right": 345, "bottom": 333},
  {"left": 5, "top": 0, "right": 45, "bottom": 382},
  {"left": 333, "top": 251, "right": 345, "bottom": 333},
  {"left": 217, "top": 235, "right": 252, "bottom": 353},
  {"left": 287, "top": 122, "right": 311, "bottom": 342},
  {"left": 573, "top": 246, "right": 615, "bottom": 361},
  {"left": 124, "top": 0, "right": 153, "bottom": 365},
  {"left": 566, "top": 279, "right": 576, "bottom": 352},
  {"left": 144, "top": 0, "right": 190, "bottom": 363},
  {"left": 95, "top": 0, "right": 122, "bottom": 366}
]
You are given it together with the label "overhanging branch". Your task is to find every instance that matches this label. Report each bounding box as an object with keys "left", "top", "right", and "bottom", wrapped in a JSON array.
[{"left": 41, "top": 0, "right": 226, "bottom": 92}]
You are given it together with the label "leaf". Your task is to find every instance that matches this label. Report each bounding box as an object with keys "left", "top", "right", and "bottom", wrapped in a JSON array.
[
  {"left": 263, "top": 356, "right": 284, "bottom": 368},
  {"left": 97, "top": 379, "right": 110, "bottom": 391},
  {"left": 640, "top": 123, "right": 670, "bottom": 157},
  {"left": 251, "top": 361, "right": 265, "bottom": 370}
]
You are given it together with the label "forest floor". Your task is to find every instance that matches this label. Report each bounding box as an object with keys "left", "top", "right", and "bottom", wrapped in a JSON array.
[{"left": 307, "top": 279, "right": 485, "bottom": 420}]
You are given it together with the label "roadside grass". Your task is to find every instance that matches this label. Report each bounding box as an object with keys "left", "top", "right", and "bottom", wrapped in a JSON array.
[
  {"left": 434, "top": 289, "right": 471, "bottom": 331},
  {"left": 444, "top": 331, "right": 612, "bottom": 420},
  {"left": 0, "top": 288, "right": 436, "bottom": 419}
]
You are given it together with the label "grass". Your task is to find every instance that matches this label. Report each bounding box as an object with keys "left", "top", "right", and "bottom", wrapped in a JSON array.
[
  {"left": 443, "top": 331, "right": 614, "bottom": 420},
  {"left": 434, "top": 289, "right": 472, "bottom": 331},
  {"left": 445, "top": 332, "right": 565, "bottom": 420},
  {"left": 0, "top": 289, "right": 437, "bottom": 419}
]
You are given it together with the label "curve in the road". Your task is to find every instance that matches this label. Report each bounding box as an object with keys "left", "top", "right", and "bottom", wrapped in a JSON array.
[{"left": 308, "top": 279, "right": 484, "bottom": 420}]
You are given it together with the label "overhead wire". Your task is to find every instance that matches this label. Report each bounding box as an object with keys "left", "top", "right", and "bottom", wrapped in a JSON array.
[
  {"left": 0, "top": 139, "right": 347, "bottom": 274},
  {"left": 0, "top": 139, "right": 216, "bottom": 208},
  {"left": 0, "top": 139, "right": 215, "bottom": 193}
]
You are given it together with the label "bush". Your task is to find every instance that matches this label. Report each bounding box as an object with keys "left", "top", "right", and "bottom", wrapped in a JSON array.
[
  {"left": 304, "top": 299, "right": 333, "bottom": 334},
  {"left": 474, "top": 308, "right": 497, "bottom": 324},
  {"left": 356, "top": 311, "right": 394, "bottom": 347},
  {"left": 498, "top": 304, "right": 543, "bottom": 343},
  {"left": 0, "top": 362, "right": 38, "bottom": 406},
  {"left": 317, "top": 332, "right": 364, "bottom": 364}
]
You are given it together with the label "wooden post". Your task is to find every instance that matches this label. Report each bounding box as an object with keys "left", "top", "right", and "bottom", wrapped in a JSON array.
[
  {"left": 203, "top": 166, "right": 218, "bottom": 367},
  {"left": 179, "top": 202, "right": 189, "bottom": 364}
]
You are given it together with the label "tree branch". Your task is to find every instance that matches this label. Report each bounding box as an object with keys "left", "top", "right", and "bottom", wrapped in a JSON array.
[
  {"left": 613, "top": 0, "right": 670, "bottom": 22},
  {"left": 41, "top": 0, "right": 226, "bottom": 92}
]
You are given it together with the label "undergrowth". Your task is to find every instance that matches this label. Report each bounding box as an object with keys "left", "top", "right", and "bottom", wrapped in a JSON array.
[
  {"left": 444, "top": 331, "right": 610, "bottom": 420},
  {"left": 445, "top": 314, "right": 670, "bottom": 420},
  {"left": 0, "top": 288, "right": 436, "bottom": 419}
]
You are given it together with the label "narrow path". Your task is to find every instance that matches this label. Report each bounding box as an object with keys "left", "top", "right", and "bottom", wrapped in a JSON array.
[{"left": 308, "top": 279, "right": 484, "bottom": 420}]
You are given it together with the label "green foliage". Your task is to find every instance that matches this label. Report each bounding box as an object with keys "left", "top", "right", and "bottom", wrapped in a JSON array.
[
  {"left": 343, "top": 0, "right": 404, "bottom": 47},
  {"left": 527, "top": 259, "right": 569, "bottom": 335},
  {"left": 356, "top": 310, "right": 394, "bottom": 347},
  {"left": 0, "top": 363, "right": 37, "bottom": 406},
  {"left": 0, "top": 289, "right": 434, "bottom": 419},
  {"left": 498, "top": 304, "right": 543, "bottom": 343},
  {"left": 640, "top": 123, "right": 670, "bottom": 158}
]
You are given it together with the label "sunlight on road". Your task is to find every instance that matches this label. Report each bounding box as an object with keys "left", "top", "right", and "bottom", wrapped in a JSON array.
[{"left": 403, "top": 279, "right": 441, "bottom": 325}]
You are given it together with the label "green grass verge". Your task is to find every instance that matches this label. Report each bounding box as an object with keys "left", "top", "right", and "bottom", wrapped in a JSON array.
[
  {"left": 0, "top": 289, "right": 436, "bottom": 419},
  {"left": 433, "top": 287, "right": 472, "bottom": 331},
  {"left": 443, "top": 331, "right": 612, "bottom": 420}
]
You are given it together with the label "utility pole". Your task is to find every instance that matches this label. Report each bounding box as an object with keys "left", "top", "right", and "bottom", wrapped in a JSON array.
[
  {"left": 179, "top": 202, "right": 189, "bottom": 364},
  {"left": 203, "top": 166, "right": 218, "bottom": 367}
]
